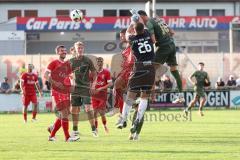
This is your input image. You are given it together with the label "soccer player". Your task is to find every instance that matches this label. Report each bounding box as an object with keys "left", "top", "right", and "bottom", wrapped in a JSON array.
[
  {"left": 92, "top": 57, "right": 112, "bottom": 133},
  {"left": 117, "top": 22, "right": 155, "bottom": 140},
  {"left": 113, "top": 28, "right": 134, "bottom": 124},
  {"left": 20, "top": 64, "right": 42, "bottom": 123},
  {"left": 69, "top": 41, "right": 98, "bottom": 138},
  {"left": 44, "top": 45, "right": 79, "bottom": 142},
  {"left": 137, "top": 10, "right": 184, "bottom": 103},
  {"left": 184, "top": 62, "right": 210, "bottom": 116}
]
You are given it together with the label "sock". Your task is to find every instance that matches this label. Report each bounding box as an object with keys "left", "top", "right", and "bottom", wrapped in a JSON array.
[
  {"left": 114, "top": 89, "right": 124, "bottom": 113},
  {"left": 136, "top": 115, "right": 144, "bottom": 134},
  {"left": 23, "top": 113, "right": 27, "bottom": 121},
  {"left": 132, "top": 110, "right": 138, "bottom": 126},
  {"left": 91, "top": 125, "right": 96, "bottom": 131},
  {"left": 50, "top": 118, "right": 61, "bottom": 137},
  {"left": 61, "top": 118, "right": 70, "bottom": 141},
  {"left": 32, "top": 111, "right": 37, "bottom": 119},
  {"left": 171, "top": 70, "right": 182, "bottom": 92},
  {"left": 136, "top": 99, "right": 148, "bottom": 122},
  {"left": 95, "top": 120, "right": 98, "bottom": 129},
  {"left": 73, "top": 125, "right": 78, "bottom": 131},
  {"left": 122, "top": 99, "right": 134, "bottom": 121}
]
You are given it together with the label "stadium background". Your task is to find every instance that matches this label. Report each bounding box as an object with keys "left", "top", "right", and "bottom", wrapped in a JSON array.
[{"left": 0, "top": 0, "right": 240, "bottom": 111}]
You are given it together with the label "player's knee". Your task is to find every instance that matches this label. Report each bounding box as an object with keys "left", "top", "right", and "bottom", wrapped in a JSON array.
[
  {"left": 71, "top": 107, "right": 80, "bottom": 114},
  {"left": 125, "top": 98, "right": 135, "bottom": 106}
]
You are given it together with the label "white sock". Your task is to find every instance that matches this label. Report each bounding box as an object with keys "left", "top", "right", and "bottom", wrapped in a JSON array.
[
  {"left": 121, "top": 98, "right": 134, "bottom": 122},
  {"left": 136, "top": 98, "right": 148, "bottom": 122}
]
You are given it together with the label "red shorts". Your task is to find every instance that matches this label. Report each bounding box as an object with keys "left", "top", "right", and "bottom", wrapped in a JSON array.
[
  {"left": 92, "top": 95, "right": 107, "bottom": 110},
  {"left": 118, "top": 69, "right": 131, "bottom": 83},
  {"left": 52, "top": 92, "right": 70, "bottom": 111},
  {"left": 22, "top": 95, "right": 37, "bottom": 107}
]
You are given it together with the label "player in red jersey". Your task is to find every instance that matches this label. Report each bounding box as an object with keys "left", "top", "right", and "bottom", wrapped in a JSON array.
[
  {"left": 20, "top": 64, "right": 42, "bottom": 123},
  {"left": 91, "top": 57, "right": 112, "bottom": 133},
  {"left": 44, "top": 45, "right": 79, "bottom": 142},
  {"left": 112, "top": 28, "right": 134, "bottom": 125}
]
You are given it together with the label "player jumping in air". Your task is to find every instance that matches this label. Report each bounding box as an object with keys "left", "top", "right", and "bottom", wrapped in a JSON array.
[
  {"left": 117, "top": 22, "right": 156, "bottom": 140},
  {"left": 113, "top": 28, "right": 134, "bottom": 124},
  {"left": 69, "top": 41, "right": 98, "bottom": 138},
  {"left": 20, "top": 64, "right": 42, "bottom": 123},
  {"left": 137, "top": 10, "right": 185, "bottom": 104},
  {"left": 184, "top": 62, "right": 210, "bottom": 116},
  {"left": 45, "top": 45, "right": 79, "bottom": 142},
  {"left": 92, "top": 57, "right": 112, "bottom": 133}
]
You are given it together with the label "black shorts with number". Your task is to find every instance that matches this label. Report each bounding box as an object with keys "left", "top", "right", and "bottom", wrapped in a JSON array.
[
  {"left": 128, "top": 62, "right": 155, "bottom": 93},
  {"left": 154, "top": 41, "right": 177, "bottom": 66}
]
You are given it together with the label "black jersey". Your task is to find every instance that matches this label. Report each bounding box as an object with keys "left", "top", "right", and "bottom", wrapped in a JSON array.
[{"left": 129, "top": 30, "right": 155, "bottom": 62}]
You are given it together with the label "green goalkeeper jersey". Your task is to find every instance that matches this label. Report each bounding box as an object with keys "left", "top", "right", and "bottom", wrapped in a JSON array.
[{"left": 146, "top": 18, "right": 173, "bottom": 46}]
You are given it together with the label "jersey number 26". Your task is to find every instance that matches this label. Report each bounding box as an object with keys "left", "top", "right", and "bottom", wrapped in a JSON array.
[{"left": 138, "top": 41, "right": 152, "bottom": 54}]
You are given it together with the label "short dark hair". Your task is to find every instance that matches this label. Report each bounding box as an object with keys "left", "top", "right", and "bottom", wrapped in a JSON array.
[
  {"left": 134, "top": 22, "right": 144, "bottom": 35},
  {"left": 120, "top": 28, "right": 127, "bottom": 34},
  {"left": 199, "top": 62, "right": 204, "bottom": 66},
  {"left": 138, "top": 10, "right": 148, "bottom": 16},
  {"left": 96, "top": 57, "right": 103, "bottom": 62},
  {"left": 55, "top": 45, "right": 65, "bottom": 54}
]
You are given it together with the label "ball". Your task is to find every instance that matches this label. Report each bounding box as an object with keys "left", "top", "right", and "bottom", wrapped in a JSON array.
[{"left": 70, "top": 9, "right": 83, "bottom": 22}]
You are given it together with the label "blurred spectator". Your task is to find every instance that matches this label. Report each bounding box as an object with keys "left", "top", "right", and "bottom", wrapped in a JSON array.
[
  {"left": 0, "top": 77, "right": 11, "bottom": 94},
  {"left": 37, "top": 71, "right": 43, "bottom": 90},
  {"left": 12, "top": 80, "right": 21, "bottom": 93},
  {"left": 162, "top": 75, "right": 173, "bottom": 91},
  {"left": 236, "top": 77, "right": 240, "bottom": 87},
  {"left": 215, "top": 77, "right": 225, "bottom": 89},
  {"left": 226, "top": 75, "right": 236, "bottom": 87},
  {"left": 18, "top": 63, "right": 27, "bottom": 76},
  {"left": 45, "top": 80, "right": 51, "bottom": 91}
]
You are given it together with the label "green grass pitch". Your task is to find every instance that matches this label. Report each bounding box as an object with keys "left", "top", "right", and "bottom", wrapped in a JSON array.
[{"left": 0, "top": 110, "right": 240, "bottom": 160}]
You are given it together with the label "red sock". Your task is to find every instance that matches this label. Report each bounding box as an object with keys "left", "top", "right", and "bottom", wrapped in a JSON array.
[
  {"left": 61, "top": 118, "right": 70, "bottom": 141},
  {"left": 114, "top": 89, "right": 124, "bottom": 113},
  {"left": 50, "top": 118, "right": 61, "bottom": 137},
  {"left": 32, "top": 111, "right": 37, "bottom": 119},
  {"left": 23, "top": 113, "right": 27, "bottom": 121},
  {"left": 119, "top": 98, "right": 123, "bottom": 114},
  {"left": 95, "top": 120, "right": 98, "bottom": 129}
]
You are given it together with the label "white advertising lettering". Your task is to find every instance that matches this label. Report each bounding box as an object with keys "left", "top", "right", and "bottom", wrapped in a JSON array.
[
  {"left": 114, "top": 18, "right": 131, "bottom": 29},
  {"left": 168, "top": 18, "right": 185, "bottom": 28},
  {"left": 26, "top": 18, "right": 81, "bottom": 31},
  {"left": 26, "top": 18, "right": 48, "bottom": 30},
  {"left": 189, "top": 18, "right": 218, "bottom": 29}
]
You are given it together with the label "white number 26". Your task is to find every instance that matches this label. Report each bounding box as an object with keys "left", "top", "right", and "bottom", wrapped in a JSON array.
[{"left": 138, "top": 41, "right": 152, "bottom": 54}]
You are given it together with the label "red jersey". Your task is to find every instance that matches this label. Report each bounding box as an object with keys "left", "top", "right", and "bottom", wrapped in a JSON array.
[
  {"left": 121, "top": 46, "right": 134, "bottom": 70},
  {"left": 21, "top": 72, "right": 38, "bottom": 96},
  {"left": 92, "top": 69, "right": 111, "bottom": 107},
  {"left": 95, "top": 69, "right": 111, "bottom": 90},
  {"left": 46, "top": 59, "right": 71, "bottom": 95}
]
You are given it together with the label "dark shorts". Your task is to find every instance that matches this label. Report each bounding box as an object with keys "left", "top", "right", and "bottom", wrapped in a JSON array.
[
  {"left": 154, "top": 42, "right": 177, "bottom": 66},
  {"left": 128, "top": 62, "right": 155, "bottom": 93},
  {"left": 71, "top": 86, "right": 91, "bottom": 107},
  {"left": 194, "top": 87, "right": 206, "bottom": 99}
]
